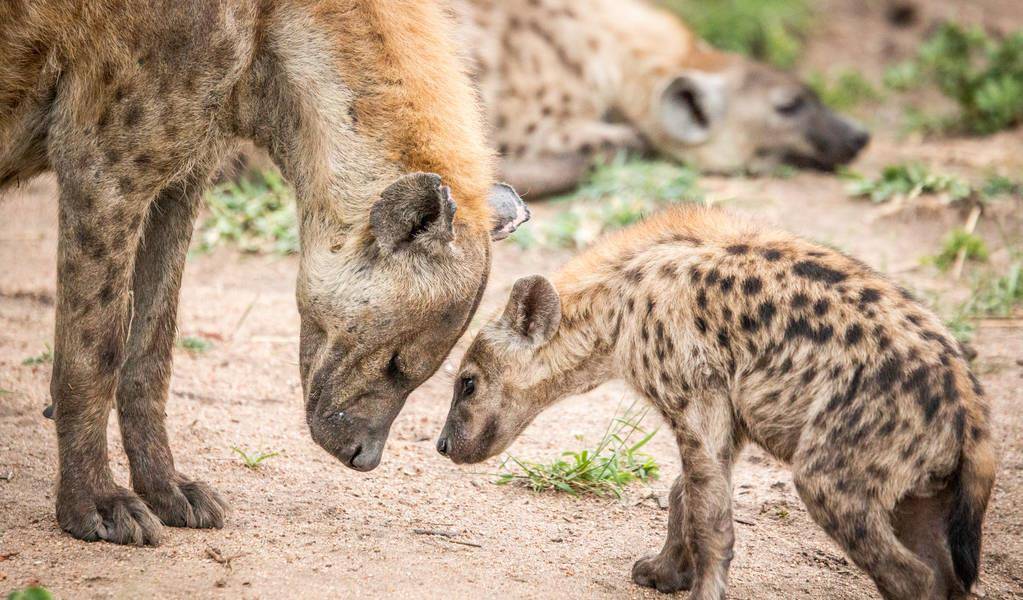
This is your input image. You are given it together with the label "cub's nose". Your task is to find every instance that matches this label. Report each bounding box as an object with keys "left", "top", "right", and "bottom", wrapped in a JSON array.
[{"left": 436, "top": 436, "right": 450, "bottom": 457}]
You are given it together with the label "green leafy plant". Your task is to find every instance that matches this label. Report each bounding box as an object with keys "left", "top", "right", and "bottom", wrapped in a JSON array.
[
  {"left": 22, "top": 344, "right": 53, "bottom": 366},
  {"left": 900, "top": 24, "right": 1023, "bottom": 134},
  {"left": 808, "top": 70, "right": 882, "bottom": 111},
  {"left": 7, "top": 587, "right": 54, "bottom": 600},
  {"left": 198, "top": 170, "right": 298, "bottom": 254},
  {"left": 928, "top": 229, "right": 989, "bottom": 272},
  {"left": 535, "top": 156, "right": 703, "bottom": 248},
  {"left": 495, "top": 402, "right": 660, "bottom": 497},
  {"left": 963, "top": 261, "right": 1023, "bottom": 318},
  {"left": 844, "top": 163, "right": 971, "bottom": 204},
  {"left": 231, "top": 446, "right": 281, "bottom": 469},
  {"left": 665, "top": 0, "right": 811, "bottom": 68},
  {"left": 178, "top": 336, "right": 214, "bottom": 354}
]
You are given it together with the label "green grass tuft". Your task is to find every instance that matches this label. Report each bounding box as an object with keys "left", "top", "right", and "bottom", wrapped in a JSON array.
[
  {"left": 21, "top": 344, "right": 53, "bottom": 366},
  {"left": 495, "top": 402, "right": 660, "bottom": 498},
  {"left": 843, "top": 163, "right": 971, "bottom": 204},
  {"left": 178, "top": 336, "right": 214, "bottom": 354},
  {"left": 231, "top": 446, "right": 281, "bottom": 469},
  {"left": 928, "top": 229, "right": 989, "bottom": 272},
  {"left": 197, "top": 170, "right": 298, "bottom": 255},
  {"left": 7, "top": 587, "right": 54, "bottom": 600},
  {"left": 899, "top": 24, "right": 1023, "bottom": 134},
  {"left": 664, "top": 0, "right": 811, "bottom": 68},
  {"left": 963, "top": 261, "right": 1023, "bottom": 318}
]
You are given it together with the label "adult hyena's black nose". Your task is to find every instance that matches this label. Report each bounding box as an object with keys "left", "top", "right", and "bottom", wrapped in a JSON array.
[{"left": 436, "top": 436, "right": 450, "bottom": 457}]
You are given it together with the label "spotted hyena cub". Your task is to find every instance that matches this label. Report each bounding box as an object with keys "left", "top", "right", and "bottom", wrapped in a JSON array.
[{"left": 437, "top": 208, "right": 996, "bottom": 599}]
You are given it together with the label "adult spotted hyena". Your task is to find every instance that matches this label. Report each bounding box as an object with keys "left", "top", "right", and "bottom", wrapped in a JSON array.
[
  {"left": 438, "top": 208, "right": 995, "bottom": 599},
  {"left": 456, "top": 0, "right": 870, "bottom": 195},
  {"left": 0, "top": 0, "right": 527, "bottom": 545}
]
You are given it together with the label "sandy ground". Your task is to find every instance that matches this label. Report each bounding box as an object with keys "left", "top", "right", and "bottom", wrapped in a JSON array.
[{"left": 3, "top": 2, "right": 1023, "bottom": 598}]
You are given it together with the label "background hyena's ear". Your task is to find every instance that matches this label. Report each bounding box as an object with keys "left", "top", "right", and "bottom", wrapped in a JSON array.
[
  {"left": 488, "top": 183, "right": 530, "bottom": 241},
  {"left": 371, "top": 172, "right": 456, "bottom": 253},
  {"left": 659, "top": 72, "right": 728, "bottom": 145},
  {"left": 501, "top": 275, "right": 561, "bottom": 346}
]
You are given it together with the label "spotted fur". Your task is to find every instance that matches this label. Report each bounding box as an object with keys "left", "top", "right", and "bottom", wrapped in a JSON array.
[{"left": 440, "top": 207, "right": 996, "bottom": 599}]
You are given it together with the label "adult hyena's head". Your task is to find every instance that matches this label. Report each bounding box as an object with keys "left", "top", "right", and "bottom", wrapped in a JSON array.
[
  {"left": 298, "top": 173, "right": 528, "bottom": 471},
  {"left": 641, "top": 56, "right": 869, "bottom": 173}
]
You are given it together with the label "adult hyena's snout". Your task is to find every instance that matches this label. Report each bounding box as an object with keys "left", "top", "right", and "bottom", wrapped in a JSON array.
[
  {"left": 307, "top": 389, "right": 402, "bottom": 472},
  {"left": 804, "top": 112, "right": 870, "bottom": 169}
]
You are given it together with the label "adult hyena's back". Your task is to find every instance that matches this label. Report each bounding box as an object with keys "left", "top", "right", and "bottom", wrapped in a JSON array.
[{"left": 0, "top": 0, "right": 257, "bottom": 190}]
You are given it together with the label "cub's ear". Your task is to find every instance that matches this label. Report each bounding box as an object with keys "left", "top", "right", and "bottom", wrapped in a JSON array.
[
  {"left": 501, "top": 275, "right": 561, "bottom": 346},
  {"left": 659, "top": 72, "right": 727, "bottom": 145},
  {"left": 488, "top": 183, "right": 530, "bottom": 241},
  {"left": 371, "top": 172, "right": 455, "bottom": 253}
]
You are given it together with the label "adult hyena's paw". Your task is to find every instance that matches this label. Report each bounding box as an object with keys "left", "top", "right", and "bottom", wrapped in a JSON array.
[
  {"left": 57, "top": 487, "right": 164, "bottom": 546},
  {"left": 632, "top": 554, "right": 694, "bottom": 594},
  {"left": 139, "top": 476, "right": 229, "bottom": 529}
]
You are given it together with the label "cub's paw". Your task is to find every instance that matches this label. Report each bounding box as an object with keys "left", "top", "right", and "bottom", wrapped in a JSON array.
[
  {"left": 57, "top": 487, "right": 164, "bottom": 546},
  {"left": 139, "top": 475, "right": 229, "bottom": 529},
  {"left": 632, "top": 554, "right": 693, "bottom": 594}
]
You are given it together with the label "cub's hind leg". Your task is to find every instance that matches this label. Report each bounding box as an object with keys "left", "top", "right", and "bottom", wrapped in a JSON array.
[
  {"left": 894, "top": 493, "right": 963, "bottom": 599},
  {"left": 116, "top": 168, "right": 229, "bottom": 530},
  {"left": 632, "top": 474, "right": 695, "bottom": 593}
]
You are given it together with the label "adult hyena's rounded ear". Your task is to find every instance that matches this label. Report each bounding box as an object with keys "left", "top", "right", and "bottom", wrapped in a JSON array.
[
  {"left": 659, "top": 72, "right": 728, "bottom": 145},
  {"left": 501, "top": 275, "right": 561, "bottom": 346},
  {"left": 488, "top": 183, "right": 530, "bottom": 241},
  {"left": 371, "top": 172, "right": 456, "bottom": 253}
]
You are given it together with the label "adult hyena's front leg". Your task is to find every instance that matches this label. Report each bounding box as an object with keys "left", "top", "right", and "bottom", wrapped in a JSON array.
[
  {"left": 51, "top": 166, "right": 163, "bottom": 546},
  {"left": 632, "top": 474, "right": 695, "bottom": 593},
  {"left": 116, "top": 171, "right": 228, "bottom": 529}
]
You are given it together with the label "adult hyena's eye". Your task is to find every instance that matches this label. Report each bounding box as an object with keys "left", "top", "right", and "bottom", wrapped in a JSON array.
[{"left": 460, "top": 376, "right": 476, "bottom": 398}]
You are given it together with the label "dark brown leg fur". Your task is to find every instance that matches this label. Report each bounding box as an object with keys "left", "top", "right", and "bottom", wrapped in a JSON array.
[
  {"left": 50, "top": 150, "right": 163, "bottom": 546},
  {"left": 895, "top": 494, "right": 964, "bottom": 600},
  {"left": 793, "top": 462, "right": 935, "bottom": 600},
  {"left": 115, "top": 169, "right": 228, "bottom": 529},
  {"left": 632, "top": 474, "right": 695, "bottom": 593}
]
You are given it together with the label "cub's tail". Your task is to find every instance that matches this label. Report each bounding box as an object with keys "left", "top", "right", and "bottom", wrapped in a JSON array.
[{"left": 947, "top": 419, "right": 996, "bottom": 592}]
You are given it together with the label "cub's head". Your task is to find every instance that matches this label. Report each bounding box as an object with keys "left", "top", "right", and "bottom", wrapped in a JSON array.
[
  {"left": 436, "top": 275, "right": 561, "bottom": 463},
  {"left": 299, "top": 173, "right": 528, "bottom": 471},
  {"left": 638, "top": 56, "right": 869, "bottom": 173}
]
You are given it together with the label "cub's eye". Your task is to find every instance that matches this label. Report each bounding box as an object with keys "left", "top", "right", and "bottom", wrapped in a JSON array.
[
  {"left": 776, "top": 95, "right": 806, "bottom": 116},
  {"left": 460, "top": 376, "right": 476, "bottom": 398}
]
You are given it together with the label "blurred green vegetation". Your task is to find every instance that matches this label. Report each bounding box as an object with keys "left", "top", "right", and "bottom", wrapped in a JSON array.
[
  {"left": 892, "top": 24, "right": 1023, "bottom": 134},
  {"left": 512, "top": 155, "right": 704, "bottom": 249},
  {"left": 843, "top": 163, "right": 971, "bottom": 204},
  {"left": 197, "top": 170, "right": 298, "bottom": 255},
  {"left": 662, "top": 0, "right": 811, "bottom": 68},
  {"left": 808, "top": 70, "right": 882, "bottom": 111}
]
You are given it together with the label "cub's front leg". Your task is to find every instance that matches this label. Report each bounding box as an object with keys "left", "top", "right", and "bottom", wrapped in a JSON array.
[{"left": 632, "top": 474, "right": 696, "bottom": 593}]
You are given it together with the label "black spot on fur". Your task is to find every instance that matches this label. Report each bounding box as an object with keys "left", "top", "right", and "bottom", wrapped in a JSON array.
[
  {"left": 793, "top": 260, "right": 847, "bottom": 285},
  {"left": 123, "top": 101, "right": 144, "bottom": 127},
  {"left": 726, "top": 244, "right": 749, "bottom": 255},
  {"left": 760, "top": 248, "right": 782, "bottom": 261},
  {"left": 859, "top": 288, "right": 881, "bottom": 304},
  {"left": 791, "top": 293, "right": 809, "bottom": 309},
  {"left": 813, "top": 298, "right": 830, "bottom": 316},
  {"left": 716, "top": 328, "right": 729, "bottom": 347},
  {"left": 696, "top": 288, "right": 708, "bottom": 309},
  {"left": 845, "top": 324, "right": 863, "bottom": 345},
  {"left": 740, "top": 314, "right": 758, "bottom": 332},
  {"left": 758, "top": 301, "right": 777, "bottom": 326},
  {"left": 873, "top": 355, "right": 903, "bottom": 390},
  {"left": 742, "top": 277, "right": 763, "bottom": 296},
  {"left": 719, "top": 276, "right": 734, "bottom": 293},
  {"left": 785, "top": 318, "right": 834, "bottom": 344},
  {"left": 705, "top": 269, "right": 719, "bottom": 286},
  {"left": 695, "top": 316, "right": 708, "bottom": 334},
  {"left": 690, "top": 267, "right": 702, "bottom": 283}
]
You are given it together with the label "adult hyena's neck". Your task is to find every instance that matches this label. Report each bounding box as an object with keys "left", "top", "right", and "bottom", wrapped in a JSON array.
[{"left": 236, "top": 0, "right": 494, "bottom": 237}]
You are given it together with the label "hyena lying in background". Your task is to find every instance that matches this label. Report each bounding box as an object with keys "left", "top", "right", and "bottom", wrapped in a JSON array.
[
  {"left": 437, "top": 208, "right": 996, "bottom": 599},
  {"left": 456, "top": 0, "right": 870, "bottom": 195}
]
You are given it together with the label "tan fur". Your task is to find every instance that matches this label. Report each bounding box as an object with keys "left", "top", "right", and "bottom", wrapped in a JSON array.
[
  {"left": 442, "top": 207, "right": 996, "bottom": 599},
  {"left": 1, "top": 0, "right": 510, "bottom": 546},
  {"left": 455, "top": 0, "right": 868, "bottom": 195}
]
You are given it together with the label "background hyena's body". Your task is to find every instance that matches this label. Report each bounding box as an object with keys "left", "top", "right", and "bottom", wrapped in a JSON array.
[
  {"left": 0, "top": 0, "right": 527, "bottom": 546},
  {"left": 455, "top": 0, "right": 870, "bottom": 196},
  {"left": 439, "top": 208, "right": 996, "bottom": 599}
]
